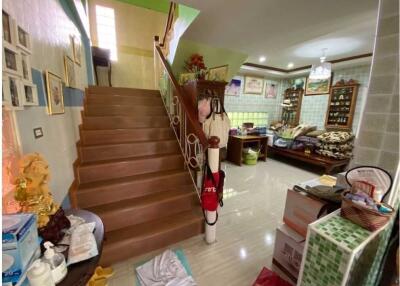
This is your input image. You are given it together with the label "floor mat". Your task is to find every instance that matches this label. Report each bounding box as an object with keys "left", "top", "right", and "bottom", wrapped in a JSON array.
[{"left": 134, "top": 248, "right": 194, "bottom": 285}]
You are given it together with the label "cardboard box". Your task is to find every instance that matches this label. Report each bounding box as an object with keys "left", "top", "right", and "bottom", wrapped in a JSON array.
[
  {"left": 273, "top": 224, "right": 305, "bottom": 281},
  {"left": 283, "top": 189, "right": 329, "bottom": 238},
  {"left": 2, "top": 213, "right": 39, "bottom": 285}
]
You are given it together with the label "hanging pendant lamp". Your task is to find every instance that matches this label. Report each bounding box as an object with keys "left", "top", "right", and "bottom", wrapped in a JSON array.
[{"left": 309, "top": 48, "right": 332, "bottom": 80}]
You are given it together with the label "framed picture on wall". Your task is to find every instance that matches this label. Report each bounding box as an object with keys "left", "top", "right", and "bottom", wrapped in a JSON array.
[
  {"left": 15, "top": 25, "right": 31, "bottom": 54},
  {"left": 64, "top": 55, "right": 76, "bottom": 88},
  {"left": 265, "top": 82, "right": 277, "bottom": 98},
  {"left": 244, "top": 76, "right": 264, "bottom": 94},
  {"left": 71, "top": 35, "right": 82, "bottom": 66},
  {"left": 305, "top": 75, "right": 332, "bottom": 95},
  {"left": 225, "top": 78, "right": 241, "bottom": 96},
  {"left": 45, "top": 71, "right": 64, "bottom": 115},
  {"left": 2, "top": 76, "right": 11, "bottom": 107},
  {"left": 207, "top": 65, "right": 228, "bottom": 82},
  {"left": 3, "top": 45, "right": 21, "bottom": 76},
  {"left": 22, "top": 82, "right": 38, "bottom": 106},
  {"left": 2, "top": 10, "right": 17, "bottom": 46},
  {"left": 20, "top": 51, "right": 32, "bottom": 82},
  {"left": 4, "top": 74, "right": 24, "bottom": 110}
]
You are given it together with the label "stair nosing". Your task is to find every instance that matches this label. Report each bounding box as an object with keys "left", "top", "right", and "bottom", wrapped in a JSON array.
[
  {"left": 103, "top": 210, "right": 203, "bottom": 244},
  {"left": 79, "top": 138, "right": 177, "bottom": 148},
  {"left": 77, "top": 169, "right": 190, "bottom": 192},
  {"left": 78, "top": 152, "right": 182, "bottom": 167},
  {"left": 88, "top": 188, "right": 197, "bottom": 214}
]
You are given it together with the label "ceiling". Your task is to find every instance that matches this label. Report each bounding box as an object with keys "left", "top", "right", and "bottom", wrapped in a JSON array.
[{"left": 174, "top": 0, "right": 379, "bottom": 69}]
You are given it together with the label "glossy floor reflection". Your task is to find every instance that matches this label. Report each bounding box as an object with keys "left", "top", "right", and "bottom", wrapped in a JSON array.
[{"left": 108, "top": 159, "right": 317, "bottom": 286}]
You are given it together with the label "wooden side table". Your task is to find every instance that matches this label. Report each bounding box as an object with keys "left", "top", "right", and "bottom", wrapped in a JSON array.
[
  {"left": 227, "top": 135, "right": 268, "bottom": 166},
  {"left": 58, "top": 209, "right": 104, "bottom": 286}
]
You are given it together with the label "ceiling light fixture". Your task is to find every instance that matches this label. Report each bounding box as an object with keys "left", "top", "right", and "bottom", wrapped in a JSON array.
[
  {"left": 309, "top": 48, "right": 331, "bottom": 80},
  {"left": 259, "top": 56, "right": 266, "bottom": 63},
  {"left": 287, "top": 62, "right": 294, "bottom": 69}
]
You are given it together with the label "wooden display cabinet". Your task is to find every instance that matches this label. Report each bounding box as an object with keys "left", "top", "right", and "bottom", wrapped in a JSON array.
[
  {"left": 325, "top": 80, "right": 359, "bottom": 130},
  {"left": 182, "top": 79, "right": 227, "bottom": 111},
  {"left": 281, "top": 87, "right": 304, "bottom": 126}
]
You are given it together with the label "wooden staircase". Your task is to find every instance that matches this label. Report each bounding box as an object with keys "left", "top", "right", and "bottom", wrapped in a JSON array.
[{"left": 70, "top": 86, "right": 204, "bottom": 266}]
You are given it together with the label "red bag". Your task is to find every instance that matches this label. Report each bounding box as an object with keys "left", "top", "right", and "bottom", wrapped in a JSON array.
[{"left": 201, "top": 164, "right": 223, "bottom": 225}]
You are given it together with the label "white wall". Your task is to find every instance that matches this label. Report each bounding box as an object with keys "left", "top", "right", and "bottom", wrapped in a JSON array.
[
  {"left": 88, "top": 0, "right": 166, "bottom": 89},
  {"left": 3, "top": 0, "right": 88, "bottom": 205}
]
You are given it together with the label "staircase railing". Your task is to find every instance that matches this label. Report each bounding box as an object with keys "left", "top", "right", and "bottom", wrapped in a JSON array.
[{"left": 154, "top": 36, "right": 212, "bottom": 199}]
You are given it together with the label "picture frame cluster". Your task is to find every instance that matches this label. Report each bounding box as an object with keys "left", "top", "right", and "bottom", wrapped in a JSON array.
[
  {"left": 2, "top": 9, "right": 83, "bottom": 115},
  {"left": 2, "top": 10, "right": 38, "bottom": 110}
]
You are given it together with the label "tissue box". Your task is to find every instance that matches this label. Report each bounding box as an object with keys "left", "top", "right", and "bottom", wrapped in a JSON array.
[
  {"left": 272, "top": 224, "right": 305, "bottom": 281},
  {"left": 2, "top": 213, "right": 39, "bottom": 285}
]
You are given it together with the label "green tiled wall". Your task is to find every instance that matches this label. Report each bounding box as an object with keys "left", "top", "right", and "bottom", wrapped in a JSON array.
[{"left": 227, "top": 112, "right": 268, "bottom": 128}]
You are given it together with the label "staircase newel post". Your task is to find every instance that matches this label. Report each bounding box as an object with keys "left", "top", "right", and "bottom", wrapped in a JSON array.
[{"left": 205, "top": 136, "right": 220, "bottom": 244}]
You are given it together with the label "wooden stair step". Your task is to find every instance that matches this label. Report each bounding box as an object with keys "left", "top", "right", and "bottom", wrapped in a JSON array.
[
  {"left": 100, "top": 210, "right": 204, "bottom": 266},
  {"left": 76, "top": 169, "right": 193, "bottom": 208},
  {"left": 88, "top": 188, "right": 198, "bottom": 232},
  {"left": 88, "top": 86, "right": 160, "bottom": 96},
  {"left": 86, "top": 94, "right": 163, "bottom": 106},
  {"left": 79, "top": 127, "right": 175, "bottom": 145},
  {"left": 78, "top": 139, "right": 180, "bottom": 163},
  {"left": 77, "top": 153, "right": 184, "bottom": 184},
  {"left": 84, "top": 104, "right": 166, "bottom": 116},
  {"left": 82, "top": 115, "right": 170, "bottom": 130}
]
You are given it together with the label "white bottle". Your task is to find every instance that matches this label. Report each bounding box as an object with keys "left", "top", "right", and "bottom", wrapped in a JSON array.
[
  {"left": 42, "top": 241, "right": 68, "bottom": 284},
  {"left": 27, "top": 259, "right": 55, "bottom": 286}
]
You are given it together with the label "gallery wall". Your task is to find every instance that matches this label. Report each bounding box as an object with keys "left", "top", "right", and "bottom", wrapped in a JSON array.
[
  {"left": 88, "top": 0, "right": 166, "bottom": 89},
  {"left": 224, "top": 75, "right": 285, "bottom": 125},
  {"left": 3, "top": 0, "right": 89, "bottom": 206},
  {"left": 297, "top": 64, "right": 371, "bottom": 131},
  {"left": 225, "top": 63, "right": 371, "bottom": 131}
]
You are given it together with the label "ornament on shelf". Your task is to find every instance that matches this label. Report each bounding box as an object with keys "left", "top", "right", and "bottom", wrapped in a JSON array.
[{"left": 184, "top": 53, "right": 207, "bottom": 80}]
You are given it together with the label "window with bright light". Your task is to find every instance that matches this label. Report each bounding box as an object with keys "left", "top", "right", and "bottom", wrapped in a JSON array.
[{"left": 95, "top": 5, "right": 117, "bottom": 61}]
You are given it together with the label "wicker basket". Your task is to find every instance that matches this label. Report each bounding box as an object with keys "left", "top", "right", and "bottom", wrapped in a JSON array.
[{"left": 340, "top": 192, "right": 394, "bottom": 231}]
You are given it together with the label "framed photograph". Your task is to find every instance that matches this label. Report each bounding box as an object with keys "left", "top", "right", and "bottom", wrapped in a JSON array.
[
  {"left": 225, "top": 78, "right": 241, "bottom": 96},
  {"left": 22, "top": 82, "right": 38, "bottom": 106},
  {"left": 15, "top": 25, "right": 31, "bottom": 54},
  {"left": 207, "top": 65, "right": 228, "bottom": 82},
  {"left": 20, "top": 52, "right": 32, "bottom": 82},
  {"left": 244, "top": 76, "right": 264, "bottom": 94},
  {"left": 45, "top": 71, "right": 64, "bottom": 114},
  {"left": 305, "top": 75, "right": 332, "bottom": 95},
  {"left": 179, "top": 73, "right": 196, "bottom": 85},
  {"left": 64, "top": 55, "right": 76, "bottom": 88},
  {"left": 2, "top": 10, "right": 17, "bottom": 46},
  {"left": 71, "top": 35, "right": 82, "bottom": 65},
  {"left": 2, "top": 76, "right": 11, "bottom": 107},
  {"left": 265, "top": 82, "right": 277, "bottom": 98},
  {"left": 3, "top": 45, "right": 21, "bottom": 76},
  {"left": 4, "top": 74, "right": 24, "bottom": 110}
]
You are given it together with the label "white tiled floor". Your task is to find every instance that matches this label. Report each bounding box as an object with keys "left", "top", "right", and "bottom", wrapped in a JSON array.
[{"left": 107, "top": 158, "right": 317, "bottom": 286}]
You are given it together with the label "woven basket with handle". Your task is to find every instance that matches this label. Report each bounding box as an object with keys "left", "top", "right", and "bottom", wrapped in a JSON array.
[{"left": 340, "top": 191, "right": 394, "bottom": 231}]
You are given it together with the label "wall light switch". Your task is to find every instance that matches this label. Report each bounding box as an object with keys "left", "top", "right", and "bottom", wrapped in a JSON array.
[{"left": 33, "top": 127, "right": 43, "bottom": 139}]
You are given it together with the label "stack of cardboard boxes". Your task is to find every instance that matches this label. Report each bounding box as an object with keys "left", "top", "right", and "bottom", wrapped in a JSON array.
[{"left": 272, "top": 186, "right": 340, "bottom": 283}]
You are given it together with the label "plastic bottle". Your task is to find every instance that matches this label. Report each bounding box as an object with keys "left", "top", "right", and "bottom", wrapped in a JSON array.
[
  {"left": 27, "top": 259, "right": 55, "bottom": 286},
  {"left": 42, "top": 242, "right": 68, "bottom": 284}
]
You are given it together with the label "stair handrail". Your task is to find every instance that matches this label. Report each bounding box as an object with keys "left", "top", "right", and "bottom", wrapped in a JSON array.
[
  {"left": 154, "top": 36, "right": 208, "bottom": 150},
  {"left": 160, "top": 2, "right": 177, "bottom": 48}
]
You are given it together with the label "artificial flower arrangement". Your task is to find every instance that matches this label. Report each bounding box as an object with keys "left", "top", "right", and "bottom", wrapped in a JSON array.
[{"left": 184, "top": 53, "right": 207, "bottom": 80}]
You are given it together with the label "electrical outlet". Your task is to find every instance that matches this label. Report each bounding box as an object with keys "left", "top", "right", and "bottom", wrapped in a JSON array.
[{"left": 33, "top": 127, "right": 43, "bottom": 139}]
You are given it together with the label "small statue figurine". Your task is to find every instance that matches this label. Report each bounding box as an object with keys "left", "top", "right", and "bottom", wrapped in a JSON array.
[{"left": 14, "top": 153, "right": 70, "bottom": 243}]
